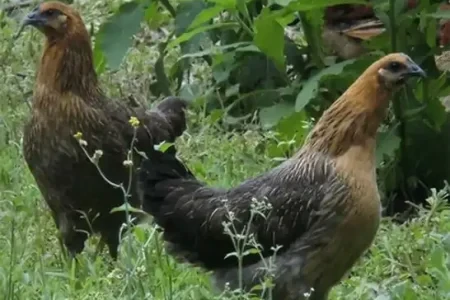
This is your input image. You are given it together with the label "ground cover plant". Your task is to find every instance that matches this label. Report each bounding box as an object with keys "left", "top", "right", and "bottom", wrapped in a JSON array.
[{"left": 1, "top": 0, "right": 450, "bottom": 299}]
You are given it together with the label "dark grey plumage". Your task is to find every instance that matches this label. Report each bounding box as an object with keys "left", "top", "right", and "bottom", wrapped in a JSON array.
[{"left": 139, "top": 149, "right": 355, "bottom": 300}]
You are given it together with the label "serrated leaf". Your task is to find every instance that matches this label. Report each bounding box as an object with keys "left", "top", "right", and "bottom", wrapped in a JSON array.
[
  {"left": 295, "top": 59, "right": 356, "bottom": 111},
  {"left": 253, "top": 7, "right": 286, "bottom": 72},
  {"left": 94, "top": 1, "right": 146, "bottom": 70},
  {"left": 259, "top": 103, "right": 294, "bottom": 129}
]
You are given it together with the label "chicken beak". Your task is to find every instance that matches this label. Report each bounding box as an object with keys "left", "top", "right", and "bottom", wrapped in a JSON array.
[
  {"left": 404, "top": 61, "right": 426, "bottom": 78},
  {"left": 22, "top": 7, "right": 47, "bottom": 28},
  {"left": 14, "top": 7, "right": 45, "bottom": 39}
]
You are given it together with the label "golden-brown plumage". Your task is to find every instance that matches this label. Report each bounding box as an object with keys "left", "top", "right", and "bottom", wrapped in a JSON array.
[
  {"left": 20, "top": 1, "right": 188, "bottom": 259},
  {"left": 138, "top": 53, "right": 425, "bottom": 299}
]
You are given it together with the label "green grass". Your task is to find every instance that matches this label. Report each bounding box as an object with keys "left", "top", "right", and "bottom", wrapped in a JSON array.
[{"left": 1, "top": 1, "right": 450, "bottom": 299}]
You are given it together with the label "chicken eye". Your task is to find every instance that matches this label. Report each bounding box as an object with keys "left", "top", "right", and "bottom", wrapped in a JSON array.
[
  {"left": 388, "top": 61, "right": 402, "bottom": 72},
  {"left": 44, "top": 9, "right": 56, "bottom": 17}
]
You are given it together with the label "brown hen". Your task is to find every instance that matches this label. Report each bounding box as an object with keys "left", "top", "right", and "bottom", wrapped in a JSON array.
[
  {"left": 138, "top": 53, "right": 425, "bottom": 300},
  {"left": 19, "top": 1, "right": 188, "bottom": 260}
]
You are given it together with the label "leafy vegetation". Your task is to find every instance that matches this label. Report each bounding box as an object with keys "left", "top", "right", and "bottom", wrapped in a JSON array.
[
  {"left": 1, "top": 0, "right": 450, "bottom": 299},
  {"left": 89, "top": 0, "right": 450, "bottom": 213}
]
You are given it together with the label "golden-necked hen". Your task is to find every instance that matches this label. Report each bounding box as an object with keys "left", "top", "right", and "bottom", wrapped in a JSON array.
[
  {"left": 138, "top": 53, "right": 425, "bottom": 299},
  {"left": 20, "top": 1, "right": 187, "bottom": 259}
]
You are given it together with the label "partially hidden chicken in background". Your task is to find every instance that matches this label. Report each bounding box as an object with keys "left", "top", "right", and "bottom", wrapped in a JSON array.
[
  {"left": 322, "top": 1, "right": 450, "bottom": 60},
  {"left": 138, "top": 53, "right": 426, "bottom": 300},
  {"left": 322, "top": 1, "right": 420, "bottom": 59},
  {"left": 18, "top": 1, "right": 188, "bottom": 260},
  {"left": 323, "top": 3, "right": 387, "bottom": 59}
]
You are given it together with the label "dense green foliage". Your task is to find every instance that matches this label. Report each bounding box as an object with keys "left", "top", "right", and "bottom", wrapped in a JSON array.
[
  {"left": 90, "top": 0, "right": 450, "bottom": 212},
  {"left": 0, "top": 0, "right": 450, "bottom": 299}
]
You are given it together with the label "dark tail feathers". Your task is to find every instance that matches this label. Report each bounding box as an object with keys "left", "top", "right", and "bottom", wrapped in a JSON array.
[
  {"left": 138, "top": 147, "right": 193, "bottom": 215},
  {"left": 151, "top": 96, "right": 188, "bottom": 140}
]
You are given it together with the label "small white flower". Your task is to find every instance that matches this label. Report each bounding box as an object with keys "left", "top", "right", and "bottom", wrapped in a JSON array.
[
  {"left": 123, "top": 160, "right": 133, "bottom": 167},
  {"left": 92, "top": 149, "right": 103, "bottom": 163}
]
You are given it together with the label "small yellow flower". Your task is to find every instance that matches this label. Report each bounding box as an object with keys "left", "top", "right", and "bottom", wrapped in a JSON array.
[
  {"left": 73, "top": 131, "right": 83, "bottom": 140},
  {"left": 129, "top": 116, "right": 140, "bottom": 128}
]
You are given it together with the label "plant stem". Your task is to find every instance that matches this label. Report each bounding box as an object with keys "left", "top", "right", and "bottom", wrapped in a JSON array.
[
  {"left": 299, "top": 12, "right": 324, "bottom": 69},
  {"left": 389, "top": 0, "right": 409, "bottom": 201}
]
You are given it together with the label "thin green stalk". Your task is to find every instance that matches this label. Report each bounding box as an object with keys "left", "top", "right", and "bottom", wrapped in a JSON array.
[
  {"left": 234, "top": 12, "right": 254, "bottom": 37},
  {"left": 299, "top": 12, "right": 324, "bottom": 69},
  {"left": 389, "top": 0, "right": 409, "bottom": 200}
]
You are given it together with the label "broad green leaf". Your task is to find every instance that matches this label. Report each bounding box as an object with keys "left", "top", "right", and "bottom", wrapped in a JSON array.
[
  {"left": 270, "top": 0, "right": 293, "bottom": 7},
  {"left": 426, "top": 18, "right": 437, "bottom": 48},
  {"left": 159, "top": 0, "right": 177, "bottom": 17},
  {"left": 259, "top": 103, "right": 294, "bottom": 129},
  {"left": 253, "top": 7, "right": 286, "bottom": 72},
  {"left": 428, "top": 11, "right": 450, "bottom": 19},
  {"left": 429, "top": 246, "right": 447, "bottom": 274},
  {"left": 425, "top": 95, "right": 447, "bottom": 130},
  {"left": 174, "top": 0, "right": 210, "bottom": 54},
  {"left": 394, "top": 0, "right": 408, "bottom": 17},
  {"left": 133, "top": 226, "right": 147, "bottom": 243},
  {"left": 178, "top": 83, "right": 205, "bottom": 101},
  {"left": 178, "top": 42, "right": 256, "bottom": 60},
  {"left": 169, "top": 22, "right": 239, "bottom": 49},
  {"left": 208, "top": 0, "right": 236, "bottom": 9},
  {"left": 154, "top": 141, "right": 175, "bottom": 153},
  {"left": 93, "top": 45, "right": 106, "bottom": 75},
  {"left": 285, "top": 0, "right": 365, "bottom": 10},
  {"left": 144, "top": 1, "right": 166, "bottom": 28},
  {"left": 110, "top": 203, "right": 146, "bottom": 214},
  {"left": 270, "top": 0, "right": 364, "bottom": 8},
  {"left": 225, "top": 84, "right": 240, "bottom": 97},
  {"left": 276, "top": 110, "right": 309, "bottom": 140},
  {"left": 187, "top": 5, "right": 225, "bottom": 30},
  {"left": 94, "top": 1, "right": 146, "bottom": 70},
  {"left": 175, "top": 0, "right": 207, "bottom": 35},
  {"left": 295, "top": 59, "right": 356, "bottom": 111},
  {"left": 376, "top": 128, "right": 401, "bottom": 165}
]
